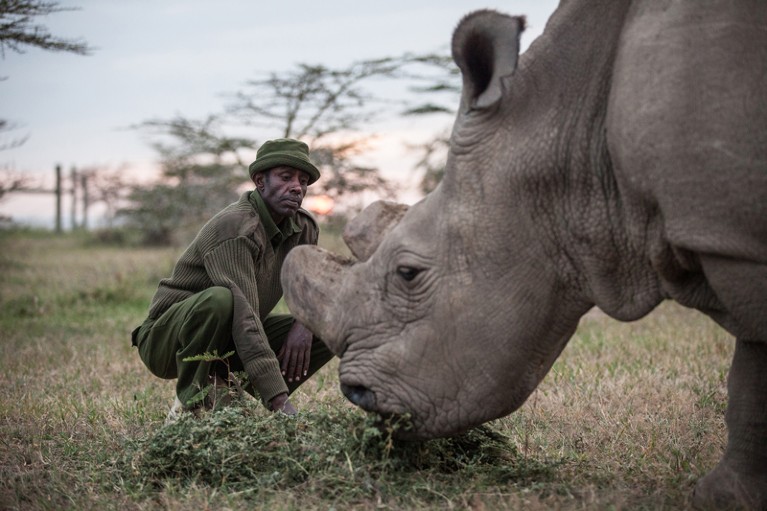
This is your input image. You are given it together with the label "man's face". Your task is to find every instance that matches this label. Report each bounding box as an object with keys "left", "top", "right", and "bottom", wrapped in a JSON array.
[{"left": 255, "top": 166, "right": 310, "bottom": 222}]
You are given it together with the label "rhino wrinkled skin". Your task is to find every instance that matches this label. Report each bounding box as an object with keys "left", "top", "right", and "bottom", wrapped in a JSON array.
[{"left": 282, "top": 1, "right": 767, "bottom": 508}]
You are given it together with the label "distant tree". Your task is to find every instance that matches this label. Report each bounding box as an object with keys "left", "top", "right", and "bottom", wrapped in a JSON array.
[
  {"left": 119, "top": 115, "right": 256, "bottom": 245},
  {"left": 119, "top": 182, "right": 185, "bottom": 245},
  {"left": 226, "top": 59, "right": 407, "bottom": 208},
  {"left": 124, "top": 53, "right": 459, "bottom": 244},
  {"left": 138, "top": 115, "right": 255, "bottom": 168},
  {"left": 0, "top": 119, "right": 28, "bottom": 151},
  {"left": 0, "top": 0, "right": 91, "bottom": 57},
  {"left": 309, "top": 140, "right": 396, "bottom": 211},
  {"left": 0, "top": 168, "right": 30, "bottom": 201},
  {"left": 73, "top": 165, "right": 130, "bottom": 229},
  {"left": 398, "top": 52, "right": 461, "bottom": 194},
  {"left": 408, "top": 129, "right": 451, "bottom": 195},
  {"left": 0, "top": 1, "right": 92, "bottom": 156}
]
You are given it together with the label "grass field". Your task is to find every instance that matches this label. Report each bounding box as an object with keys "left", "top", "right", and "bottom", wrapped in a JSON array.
[{"left": 0, "top": 229, "right": 733, "bottom": 510}]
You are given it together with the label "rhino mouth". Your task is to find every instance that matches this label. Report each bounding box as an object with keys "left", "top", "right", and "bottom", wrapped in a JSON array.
[
  {"left": 341, "top": 382, "right": 420, "bottom": 439},
  {"left": 340, "top": 383, "right": 377, "bottom": 411}
]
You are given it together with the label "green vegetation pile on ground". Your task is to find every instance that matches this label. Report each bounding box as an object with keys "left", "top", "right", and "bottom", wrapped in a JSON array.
[{"left": 0, "top": 229, "right": 733, "bottom": 509}]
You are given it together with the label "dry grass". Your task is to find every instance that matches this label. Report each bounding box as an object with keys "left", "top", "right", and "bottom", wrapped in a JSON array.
[{"left": 0, "top": 229, "right": 732, "bottom": 510}]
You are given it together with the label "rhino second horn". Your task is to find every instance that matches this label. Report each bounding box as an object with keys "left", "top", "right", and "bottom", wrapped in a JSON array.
[{"left": 342, "top": 200, "right": 410, "bottom": 261}]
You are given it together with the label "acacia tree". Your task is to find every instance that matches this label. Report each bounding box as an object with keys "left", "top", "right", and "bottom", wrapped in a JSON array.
[
  {"left": 0, "top": 168, "right": 29, "bottom": 201},
  {"left": 0, "top": 0, "right": 91, "bottom": 56},
  {"left": 123, "top": 58, "right": 412, "bottom": 245},
  {"left": 71, "top": 165, "right": 131, "bottom": 229},
  {"left": 398, "top": 52, "right": 461, "bottom": 194},
  {"left": 122, "top": 53, "right": 461, "bottom": 244},
  {"left": 0, "top": 119, "right": 28, "bottom": 151},
  {"left": 0, "top": 1, "right": 91, "bottom": 152},
  {"left": 226, "top": 59, "right": 409, "bottom": 208},
  {"left": 119, "top": 115, "right": 257, "bottom": 245}
]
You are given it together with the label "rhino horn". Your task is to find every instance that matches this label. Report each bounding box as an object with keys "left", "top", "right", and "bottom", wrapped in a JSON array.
[
  {"left": 281, "top": 245, "right": 351, "bottom": 354},
  {"left": 342, "top": 200, "right": 409, "bottom": 261},
  {"left": 452, "top": 10, "right": 526, "bottom": 110}
]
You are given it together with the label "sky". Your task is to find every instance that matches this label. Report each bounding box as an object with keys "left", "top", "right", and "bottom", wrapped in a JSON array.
[{"left": 1, "top": 0, "right": 559, "bottom": 227}]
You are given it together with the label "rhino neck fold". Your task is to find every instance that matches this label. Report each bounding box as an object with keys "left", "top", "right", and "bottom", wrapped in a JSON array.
[{"left": 528, "top": 1, "right": 668, "bottom": 319}]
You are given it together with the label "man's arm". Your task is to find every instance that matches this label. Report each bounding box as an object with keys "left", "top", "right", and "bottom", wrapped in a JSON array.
[{"left": 203, "top": 237, "right": 288, "bottom": 408}]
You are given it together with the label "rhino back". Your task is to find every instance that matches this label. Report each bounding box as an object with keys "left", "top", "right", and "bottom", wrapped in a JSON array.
[{"left": 607, "top": 0, "right": 767, "bottom": 261}]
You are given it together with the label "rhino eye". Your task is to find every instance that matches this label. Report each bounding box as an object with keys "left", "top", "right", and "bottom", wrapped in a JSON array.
[{"left": 396, "top": 266, "right": 421, "bottom": 282}]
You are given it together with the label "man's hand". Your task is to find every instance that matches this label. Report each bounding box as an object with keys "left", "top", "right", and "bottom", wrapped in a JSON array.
[
  {"left": 269, "top": 392, "right": 297, "bottom": 416},
  {"left": 276, "top": 321, "right": 313, "bottom": 383}
]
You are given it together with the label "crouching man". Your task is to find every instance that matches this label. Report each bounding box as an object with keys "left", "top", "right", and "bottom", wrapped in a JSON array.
[{"left": 131, "top": 138, "right": 333, "bottom": 419}]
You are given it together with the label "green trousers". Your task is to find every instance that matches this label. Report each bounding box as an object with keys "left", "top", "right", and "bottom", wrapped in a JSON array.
[{"left": 132, "top": 286, "right": 333, "bottom": 407}]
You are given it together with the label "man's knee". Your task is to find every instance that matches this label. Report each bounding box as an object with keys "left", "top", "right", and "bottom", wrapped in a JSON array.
[
  {"left": 180, "top": 287, "right": 235, "bottom": 343},
  {"left": 194, "top": 286, "right": 234, "bottom": 322},
  {"left": 177, "top": 287, "right": 235, "bottom": 357}
]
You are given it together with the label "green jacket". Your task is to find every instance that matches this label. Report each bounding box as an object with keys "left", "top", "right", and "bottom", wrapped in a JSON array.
[{"left": 146, "top": 190, "right": 319, "bottom": 402}]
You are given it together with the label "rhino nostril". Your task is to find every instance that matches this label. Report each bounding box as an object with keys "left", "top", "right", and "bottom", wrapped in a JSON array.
[{"left": 340, "top": 383, "right": 377, "bottom": 411}]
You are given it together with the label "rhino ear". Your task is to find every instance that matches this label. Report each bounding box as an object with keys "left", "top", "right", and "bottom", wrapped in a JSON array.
[
  {"left": 343, "top": 201, "right": 410, "bottom": 262},
  {"left": 452, "top": 10, "right": 526, "bottom": 110}
]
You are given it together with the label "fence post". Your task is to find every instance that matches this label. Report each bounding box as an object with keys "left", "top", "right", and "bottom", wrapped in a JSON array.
[
  {"left": 55, "top": 164, "right": 62, "bottom": 233},
  {"left": 70, "top": 166, "right": 78, "bottom": 230},
  {"left": 81, "top": 172, "right": 89, "bottom": 230}
]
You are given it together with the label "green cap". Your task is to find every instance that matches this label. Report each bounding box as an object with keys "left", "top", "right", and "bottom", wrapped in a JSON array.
[{"left": 248, "top": 138, "right": 321, "bottom": 185}]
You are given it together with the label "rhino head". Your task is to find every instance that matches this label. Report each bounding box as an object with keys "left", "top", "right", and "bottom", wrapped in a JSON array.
[{"left": 281, "top": 10, "right": 600, "bottom": 438}]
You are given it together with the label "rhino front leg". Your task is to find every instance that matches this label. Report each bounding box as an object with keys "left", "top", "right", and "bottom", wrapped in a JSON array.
[{"left": 693, "top": 338, "right": 767, "bottom": 510}]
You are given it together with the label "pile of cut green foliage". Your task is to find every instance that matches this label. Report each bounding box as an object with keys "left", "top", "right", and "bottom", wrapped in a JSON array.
[{"left": 123, "top": 401, "right": 555, "bottom": 503}]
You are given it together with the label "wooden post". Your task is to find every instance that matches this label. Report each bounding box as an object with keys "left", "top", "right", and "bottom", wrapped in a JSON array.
[
  {"left": 70, "top": 166, "right": 78, "bottom": 230},
  {"left": 81, "top": 173, "right": 89, "bottom": 230},
  {"left": 55, "top": 164, "right": 62, "bottom": 233}
]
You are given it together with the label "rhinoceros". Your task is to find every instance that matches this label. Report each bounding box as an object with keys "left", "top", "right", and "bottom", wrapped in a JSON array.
[{"left": 282, "top": 1, "right": 767, "bottom": 507}]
